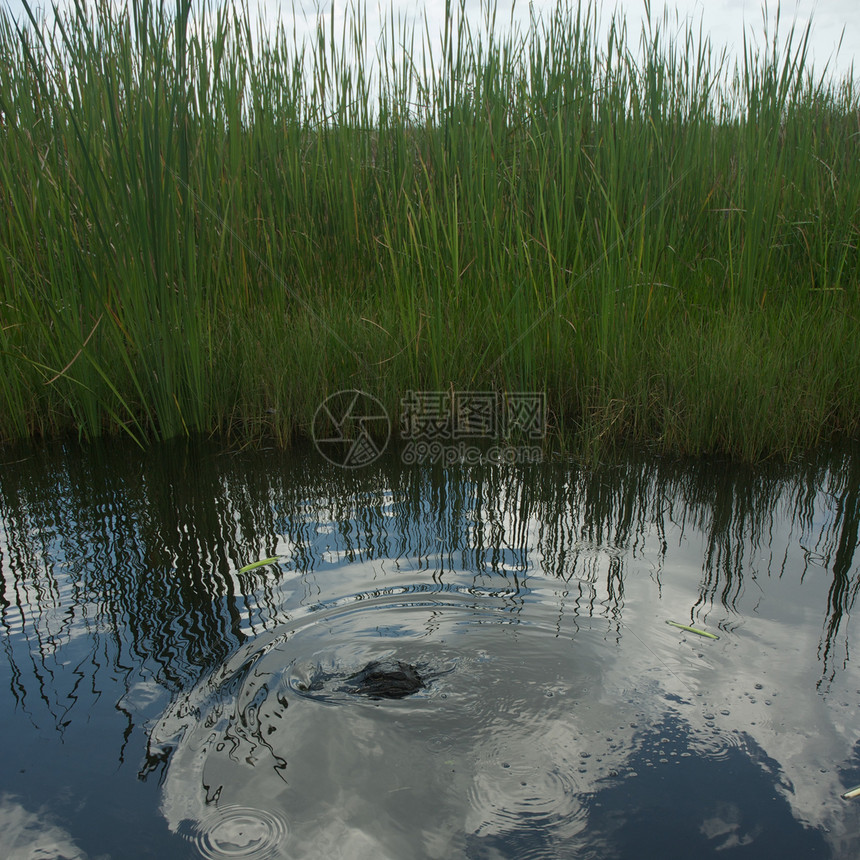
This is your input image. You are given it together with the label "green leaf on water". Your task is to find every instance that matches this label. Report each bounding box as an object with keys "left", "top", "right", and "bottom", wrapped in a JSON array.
[
  {"left": 238, "top": 556, "right": 281, "bottom": 573},
  {"left": 666, "top": 620, "right": 720, "bottom": 640}
]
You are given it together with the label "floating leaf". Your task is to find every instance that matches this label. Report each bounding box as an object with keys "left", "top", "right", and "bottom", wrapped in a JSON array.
[
  {"left": 238, "top": 556, "right": 281, "bottom": 574},
  {"left": 842, "top": 785, "right": 860, "bottom": 800},
  {"left": 666, "top": 620, "right": 719, "bottom": 640}
]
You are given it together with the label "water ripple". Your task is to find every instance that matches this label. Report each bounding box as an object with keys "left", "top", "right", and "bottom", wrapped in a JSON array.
[
  {"left": 148, "top": 580, "right": 677, "bottom": 858},
  {"left": 188, "top": 805, "right": 289, "bottom": 860}
]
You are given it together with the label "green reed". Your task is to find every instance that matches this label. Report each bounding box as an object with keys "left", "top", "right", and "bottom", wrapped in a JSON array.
[{"left": 0, "top": 0, "right": 857, "bottom": 458}]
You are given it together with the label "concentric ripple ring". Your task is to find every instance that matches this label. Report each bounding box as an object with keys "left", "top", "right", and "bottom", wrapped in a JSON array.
[{"left": 193, "top": 805, "right": 289, "bottom": 860}]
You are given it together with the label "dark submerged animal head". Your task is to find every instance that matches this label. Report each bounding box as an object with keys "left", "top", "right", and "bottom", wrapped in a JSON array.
[{"left": 343, "top": 659, "right": 424, "bottom": 700}]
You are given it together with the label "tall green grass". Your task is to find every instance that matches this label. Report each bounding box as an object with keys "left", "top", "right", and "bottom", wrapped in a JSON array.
[{"left": 0, "top": 0, "right": 857, "bottom": 459}]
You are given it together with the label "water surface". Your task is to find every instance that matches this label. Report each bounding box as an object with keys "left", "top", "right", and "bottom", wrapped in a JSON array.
[{"left": 1, "top": 440, "right": 859, "bottom": 858}]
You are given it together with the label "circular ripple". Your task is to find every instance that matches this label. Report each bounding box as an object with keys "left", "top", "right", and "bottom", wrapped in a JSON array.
[
  {"left": 193, "top": 806, "right": 289, "bottom": 860},
  {"left": 153, "top": 582, "right": 624, "bottom": 858},
  {"left": 466, "top": 718, "right": 585, "bottom": 839}
]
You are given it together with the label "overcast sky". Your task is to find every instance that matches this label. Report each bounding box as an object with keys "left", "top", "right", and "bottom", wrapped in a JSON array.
[{"left": 2, "top": 0, "right": 857, "bottom": 81}]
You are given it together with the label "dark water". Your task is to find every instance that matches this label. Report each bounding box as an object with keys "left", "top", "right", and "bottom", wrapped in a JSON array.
[{"left": 1, "top": 439, "right": 859, "bottom": 859}]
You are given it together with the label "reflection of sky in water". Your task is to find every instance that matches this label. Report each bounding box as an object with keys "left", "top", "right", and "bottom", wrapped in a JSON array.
[
  {"left": 1, "top": 441, "right": 859, "bottom": 857},
  {"left": 149, "top": 552, "right": 858, "bottom": 856},
  {"left": 0, "top": 795, "right": 87, "bottom": 860}
]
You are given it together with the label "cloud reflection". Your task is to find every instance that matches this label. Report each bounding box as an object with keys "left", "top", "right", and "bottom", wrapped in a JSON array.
[{"left": 1, "top": 439, "right": 860, "bottom": 856}]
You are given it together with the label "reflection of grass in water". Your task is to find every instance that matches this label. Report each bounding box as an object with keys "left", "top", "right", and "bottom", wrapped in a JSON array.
[{"left": 1, "top": 0, "right": 858, "bottom": 459}]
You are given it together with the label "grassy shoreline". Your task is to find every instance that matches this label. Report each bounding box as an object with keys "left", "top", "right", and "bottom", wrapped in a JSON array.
[{"left": 1, "top": 0, "right": 858, "bottom": 460}]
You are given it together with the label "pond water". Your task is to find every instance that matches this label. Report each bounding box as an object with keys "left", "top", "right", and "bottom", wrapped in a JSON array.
[{"left": 1, "top": 439, "right": 859, "bottom": 859}]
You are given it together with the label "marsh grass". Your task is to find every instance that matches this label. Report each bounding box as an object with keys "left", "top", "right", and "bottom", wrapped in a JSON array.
[{"left": 0, "top": 0, "right": 858, "bottom": 459}]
